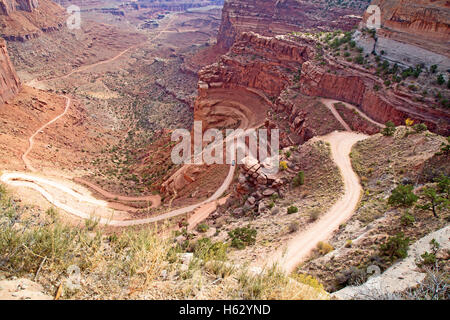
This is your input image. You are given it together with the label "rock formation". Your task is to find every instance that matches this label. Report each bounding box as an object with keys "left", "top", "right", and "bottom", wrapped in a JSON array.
[
  {"left": 196, "top": 32, "right": 450, "bottom": 136},
  {"left": 358, "top": 0, "right": 450, "bottom": 70},
  {"left": 217, "top": 0, "right": 369, "bottom": 49},
  {"left": 0, "top": 0, "right": 39, "bottom": 15},
  {"left": 0, "top": 38, "right": 20, "bottom": 105},
  {"left": 0, "top": 0, "right": 66, "bottom": 41}
]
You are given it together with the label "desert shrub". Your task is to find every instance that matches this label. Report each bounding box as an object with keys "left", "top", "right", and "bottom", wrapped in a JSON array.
[
  {"left": 381, "top": 121, "right": 396, "bottom": 136},
  {"left": 204, "top": 260, "right": 235, "bottom": 278},
  {"left": 388, "top": 184, "right": 418, "bottom": 207},
  {"left": 436, "top": 175, "right": 449, "bottom": 198},
  {"left": 401, "top": 211, "right": 415, "bottom": 226},
  {"left": 379, "top": 232, "right": 410, "bottom": 261},
  {"left": 280, "top": 161, "right": 288, "bottom": 171},
  {"left": 287, "top": 206, "right": 299, "bottom": 214},
  {"left": 437, "top": 74, "right": 445, "bottom": 85},
  {"left": 293, "top": 171, "right": 305, "bottom": 187},
  {"left": 194, "top": 238, "right": 228, "bottom": 262},
  {"left": 309, "top": 209, "right": 321, "bottom": 221},
  {"left": 417, "top": 187, "right": 449, "bottom": 218},
  {"left": 345, "top": 240, "right": 352, "bottom": 248},
  {"left": 228, "top": 227, "right": 257, "bottom": 249},
  {"left": 317, "top": 241, "right": 334, "bottom": 255},
  {"left": 420, "top": 252, "right": 437, "bottom": 265},
  {"left": 436, "top": 137, "right": 449, "bottom": 155},
  {"left": 288, "top": 222, "right": 299, "bottom": 233},
  {"left": 336, "top": 267, "right": 368, "bottom": 287},
  {"left": 419, "top": 239, "right": 440, "bottom": 266},
  {"left": 355, "top": 55, "right": 364, "bottom": 64},
  {"left": 196, "top": 223, "right": 209, "bottom": 233},
  {"left": 292, "top": 273, "right": 325, "bottom": 292},
  {"left": 413, "top": 123, "right": 427, "bottom": 133}
]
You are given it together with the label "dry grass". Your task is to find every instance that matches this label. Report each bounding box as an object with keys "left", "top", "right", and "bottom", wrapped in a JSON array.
[{"left": 0, "top": 183, "right": 326, "bottom": 300}]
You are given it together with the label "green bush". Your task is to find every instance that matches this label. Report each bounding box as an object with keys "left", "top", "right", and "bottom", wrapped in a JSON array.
[
  {"left": 381, "top": 121, "right": 396, "bottom": 136},
  {"left": 420, "top": 252, "right": 436, "bottom": 265},
  {"left": 293, "top": 171, "right": 305, "bottom": 187},
  {"left": 413, "top": 123, "right": 427, "bottom": 133},
  {"left": 228, "top": 227, "right": 257, "bottom": 249},
  {"left": 194, "top": 238, "right": 228, "bottom": 261},
  {"left": 287, "top": 206, "right": 299, "bottom": 214},
  {"left": 430, "top": 65, "right": 438, "bottom": 73},
  {"left": 197, "top": 223, "right": 209, "bottom": 233},
  {"left": 401, "top": 211, "right": 415, "bottom": 226},
  {"left": 388, "top": 184, "right": 418, "bottom": 207},
  {"left": 380, "top": 232, "right": 410, "bottom": 261}
]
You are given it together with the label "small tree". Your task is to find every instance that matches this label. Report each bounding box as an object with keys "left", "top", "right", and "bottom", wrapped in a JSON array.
[
  {"left": 436, "top": 175, "right": 449, "bottom": 199},
  {"left": 287, "top": 206, "right": 299, "bottom": 214},
  {"left": 437, "top": 74, "right": 445, "bottom": 85},
  {"left": 417, "top": 187, "right": 449, "bottom": 218},
  {"left": 380, "top": 232, "right": 410, "bottom": 261},
  {"left": 382, "top": 121, "right": 396, "bottom": 136},
  {"left": 388, "top": 184, "right": 418, "bottom": 207}
]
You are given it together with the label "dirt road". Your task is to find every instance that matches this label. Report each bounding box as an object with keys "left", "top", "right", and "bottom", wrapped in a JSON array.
[
  {"left": 321, "top": 98, "right": 385, "bottom": 129},
  {"left": 0, "top": 163, "right": 235, "bottom": 227},
  {"left": 261, "top": 98, "right": 382, "bottom": 273},
  {"left": 26, "top": 14, "right": 177, "bottom": 87},
  {"left": 264, "top": 131, "right": 368, "bottom": 273},
  {"left": 22, "top": 96, "right": 71, "bottom": 172}
]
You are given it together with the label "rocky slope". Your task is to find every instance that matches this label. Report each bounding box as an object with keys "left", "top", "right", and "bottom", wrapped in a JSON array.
[
  {"left": 0, "top": 38, "right": 20, "bottom": 104},
  {"left": 358, "top": 0, "right": 450, "bottom": 70},
  {"left": 0, "top": 0, "right": 66, "bottom": 41},
  {"left": 217, "top": 0, "right": 370, "bottom": 49}
]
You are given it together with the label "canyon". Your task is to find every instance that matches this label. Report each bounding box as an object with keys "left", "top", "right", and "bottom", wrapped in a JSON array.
[
  {"left": 196, "top": 31, "right": 449, "bottom": 137},
  {"left": 0, "top": 0, "right": 448, "bottom": 301},
  {"left": 217, "top": 0, "right": 370, "bottom": 49},
  {"left": 0, "top": 0, "right": 66, "bottom": 41}
]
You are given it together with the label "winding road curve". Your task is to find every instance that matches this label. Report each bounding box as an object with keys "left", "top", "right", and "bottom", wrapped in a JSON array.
[
  {"left": 263, "top": 98, "right": 385, "bottom": 273},
  {"left": 265, "top": 130, "right": 368, "bottom": 273},
  {"left": 0, "top": 94, "right": 383, "bottom": 232},
  {"left": 22, "top": 96, "right": 71, "bottom": 172}
]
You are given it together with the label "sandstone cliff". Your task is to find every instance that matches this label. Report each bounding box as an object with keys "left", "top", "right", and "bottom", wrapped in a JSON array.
[
  {"left": 0, "top": 0, "right": 66, "bottom": 41},
  {"left": 359, "top": 0, "right": 450, "bottom": 70},
  {"left": 0, "top": 0, "right": 38, "bottom": 15},
  {"left": 217, "top": 0, "right": 369, "bottom": 49},
  {"left": 0, "top": 38, "right": 20, "bottom": 104}
]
